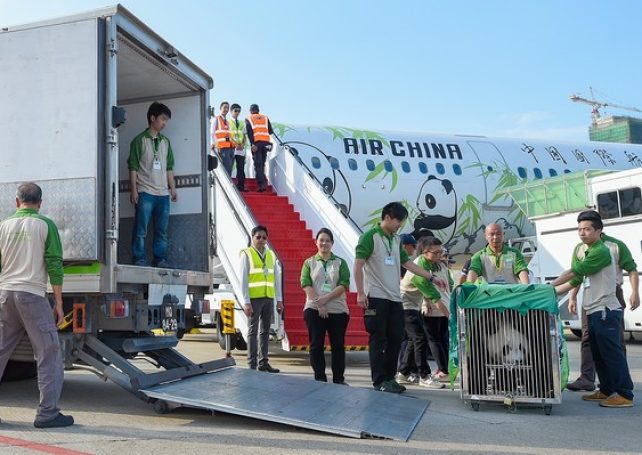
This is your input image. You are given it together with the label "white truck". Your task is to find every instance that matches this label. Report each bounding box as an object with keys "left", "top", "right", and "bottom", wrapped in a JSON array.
[
  {"left": 0, "top": 4, "right": 227, "bottom": 396},
  {"left": 501, "top": 168, "right": 642, "bottom": 336}
]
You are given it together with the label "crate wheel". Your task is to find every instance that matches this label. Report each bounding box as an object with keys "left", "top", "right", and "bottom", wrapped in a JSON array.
[
  {"left": 471, "top": 401, "right": 480, "bottom": 412},
  {"left": 544, "top": 405, "right": 552, "bottom": 416}
]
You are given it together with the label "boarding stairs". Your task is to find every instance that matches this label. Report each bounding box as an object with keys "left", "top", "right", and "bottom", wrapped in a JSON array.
[
  {"left": 239, "top": 178, "right": 368, "bottom": 350},
  {"left": 210, "top": 131, "right": 369, "bottom": 351}
]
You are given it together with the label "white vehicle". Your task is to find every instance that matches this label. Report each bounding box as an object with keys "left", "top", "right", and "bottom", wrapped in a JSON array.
[{"left": 500, "top": 168, "right": 642, "bottom": 335}]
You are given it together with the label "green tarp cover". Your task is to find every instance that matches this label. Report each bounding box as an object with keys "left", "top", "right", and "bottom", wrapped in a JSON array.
[{"left": 448, "top": 283, "right": 569, "bottom": 389}]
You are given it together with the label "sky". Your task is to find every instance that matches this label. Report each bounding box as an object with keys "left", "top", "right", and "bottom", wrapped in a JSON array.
[{"left": 2, "top": 0, "right": 641, "bottom": 141}]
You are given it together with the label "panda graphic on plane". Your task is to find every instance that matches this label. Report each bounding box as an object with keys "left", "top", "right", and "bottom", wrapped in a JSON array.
[{"left": 273, "top": 124, "right": 642, "bottom": 257}]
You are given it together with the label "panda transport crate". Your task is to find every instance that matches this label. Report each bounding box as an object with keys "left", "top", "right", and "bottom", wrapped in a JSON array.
[{"left": 450, "top": 284, "right": 565, "bottom": 415}]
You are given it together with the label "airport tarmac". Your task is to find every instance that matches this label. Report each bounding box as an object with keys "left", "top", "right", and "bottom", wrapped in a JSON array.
[{"left": 0, "top": 331, "right": 640, "bottom": 455}]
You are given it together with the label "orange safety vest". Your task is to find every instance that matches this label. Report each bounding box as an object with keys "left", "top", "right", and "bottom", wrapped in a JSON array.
[
  {"left": 247, "top": 113, "right": 270, "bottom": 143},
  {"left": 215, "top": 115, "right": 233, "bottom": 149}
]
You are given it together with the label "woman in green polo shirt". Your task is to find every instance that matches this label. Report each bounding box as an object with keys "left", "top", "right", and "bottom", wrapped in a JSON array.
[{"left": 300, "top": 228, "right": 351, "bottom": 384}]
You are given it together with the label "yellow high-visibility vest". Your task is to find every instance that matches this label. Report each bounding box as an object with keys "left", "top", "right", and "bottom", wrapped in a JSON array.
[{"left": 243, "top": 247, "right": 276, "bottom": 299}]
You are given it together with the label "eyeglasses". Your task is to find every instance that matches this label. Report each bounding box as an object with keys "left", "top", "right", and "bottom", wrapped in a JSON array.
[
  {"left": 254, "top": 235, "right": 267, "bottom": 240},
  {"left": 426, "top": 249, "right": 443, "bottom": 255},
  {"left": 233, "top": 109, "right": 240, "bottom": 113}
]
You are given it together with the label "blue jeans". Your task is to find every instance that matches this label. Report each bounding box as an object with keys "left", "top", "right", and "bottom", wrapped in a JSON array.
[
  {"left": 132, "top": 192, "right": 169, "bottom": 264},
  {"left": 588, "top": 308, "right": 634, "bottom": 400}
]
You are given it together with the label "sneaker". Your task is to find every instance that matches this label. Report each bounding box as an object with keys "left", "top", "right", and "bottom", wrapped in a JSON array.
[
  {"left": 154, "top": 259, "right": 171, "bottom": 268},
  {"left": 375, "top": 380, "right": 403, "bottom": 393},
  {"left": 395, "top": 372, "right": 419, "bottom": 384},
  {"left": 419, "top": 376, "right": 446, "bottom": 389},
  {"left": 434, "top": 371, "right": 450, "bottom": 382},
  {"left": 599, "top": 393, "right": 633, "bottom": 408},
  {"left": 567, "top": 378, "right": 596, "bottom": 392},
  {"left": 258, "top": 363, "right": 280, "bottom": 373},
  {"left": 34, "top": 413, "right": 74, "bottom": 428},
  {"left": 582, "top": 390, "right": 610, "bottom": 401}
]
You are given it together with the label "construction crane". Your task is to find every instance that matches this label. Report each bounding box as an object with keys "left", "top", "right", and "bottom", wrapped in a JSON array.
[{"left": 570, "top": 87, "right": 641, "bottom": 126}]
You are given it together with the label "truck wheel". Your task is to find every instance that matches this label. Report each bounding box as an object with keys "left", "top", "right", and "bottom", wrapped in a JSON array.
[
  {"left": 235, "top": 332, "right": 247, "bottom": 350},
  {"left": 1, "top": 360, "right": 37, "bottom": 382},
  {"left": 570, "top": 329, "right": 582, "bottom": 339},
  {"left": 217, "top": 313, "right": 237, "bottom": 350}
]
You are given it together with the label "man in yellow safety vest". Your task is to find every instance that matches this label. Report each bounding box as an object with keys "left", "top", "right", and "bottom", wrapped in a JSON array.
[{"left": 239, "top": 225, "right": 283, "bottom": 372}]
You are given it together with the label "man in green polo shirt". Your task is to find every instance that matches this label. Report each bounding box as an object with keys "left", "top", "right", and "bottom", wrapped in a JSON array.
[
  {"left": 554, "top": 210, "right": 634, "bottom": 408},
  {"left": 466, "top": 223, "right": 529, "bottom": 284},
  {"left": 566, "top": 212, "right": 639, "bottom": 392},
  {"left": 354, "top": 202, "right": 445, "bottom": 393}
]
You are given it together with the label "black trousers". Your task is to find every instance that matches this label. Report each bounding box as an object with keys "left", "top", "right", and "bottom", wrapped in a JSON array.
[
  {"left": 304, "top": 308, "right": 349, "bottom": 383},
  {"left": 398, "top": 309, "right": 431, "bottom": 378},
  {"left": 424, "top": 316, "right": 449, "bottom": 373},
  {"left": 364, "top": 297, "right": 404, "bottom": 387},
  {"left": 253, "top": 142, "right": 269, "bottom": 190},
  {"left": 234, "top": 155, "right": 246, "bottom": 190}
]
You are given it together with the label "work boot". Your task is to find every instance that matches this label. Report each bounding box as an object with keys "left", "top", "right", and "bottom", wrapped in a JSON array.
[
  {"left": 582, "top": 390, "right": 609, "bottom": 402},
  {"left": 34, "top": 413, "right": 74, "bottom": 428},
  {"left": 599, "top": 393, "right": 633, "bottom": 408},
  {"left": 567, "top": 377, "right": 596, "bottom": 392},
  {"left": 258, "top": 363, "right": 280, "bottom": 373}
]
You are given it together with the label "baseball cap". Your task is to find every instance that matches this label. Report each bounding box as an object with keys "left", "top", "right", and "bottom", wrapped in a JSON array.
[{"left": 400, "top": 233, "right": 417, "bottom": 245}]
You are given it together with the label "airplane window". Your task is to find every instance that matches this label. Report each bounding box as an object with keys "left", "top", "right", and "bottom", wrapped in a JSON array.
[
  {"left": 311, "top": 157, "right": 321, "bottom": 169},
  {"left": 549, "top": 169, "right": 558, "bottom": 177},
  {"left": 366, "top": 159, "right": 375, "bottom": 171},
  {"left": 620, "top": 187, "right": 642, "bottom": 217},
  {"left": 534, "top": 168, "right": 543, "bottom": 179},
  {"left": 597, "top": 192, "right": 620, "bottom": 219},
  {"left": 348, "top": 158, "right": 358, "bottom": 171},
  {"left": 329, "top": 157, "right": 340, "bottom": 170},
  {"left": 401, "top": 161, "right": 411, "bottom": 173},
  {"left": 564, "top": 169, "right": 571, "bottom": 174},
  {"left": 384, "top": 160, "right": 393, "bottom": 172},
  {"left": 418, "top": 162, "right": 428, "bottom": 174},
  {"left": 453, "top": 164, "right": 462, "bottom": 175},
  {"left": 517, "top": 167, "right": 527, "bottom": 179},
  {"left": 436, "top": 163, "right": 445, "bottom": 175},
  {"left": 487, "top": 166, "right": 494, "bottom": 172}
]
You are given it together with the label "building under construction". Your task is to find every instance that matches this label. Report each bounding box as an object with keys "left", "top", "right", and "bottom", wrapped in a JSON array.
[{"left": 590, "top": 115, "right": 642, "bottom": 145}]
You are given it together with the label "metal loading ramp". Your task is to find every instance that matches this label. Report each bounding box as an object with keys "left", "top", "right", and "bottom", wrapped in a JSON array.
[{"left": 142, "top": 366, "right": 429, "bottom": 440}]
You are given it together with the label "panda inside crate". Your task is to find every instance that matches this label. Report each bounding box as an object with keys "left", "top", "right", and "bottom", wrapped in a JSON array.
[{"left": 464, "top": 308, "right": 555, "bottom": 398}]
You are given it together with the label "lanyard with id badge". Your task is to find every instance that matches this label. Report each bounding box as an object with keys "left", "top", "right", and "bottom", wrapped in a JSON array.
[
  {"left": 321, "top": 260, "right": 334, "bottom": 294},
  {"left": 152, "top": 137, "right": 162, "bottom": 171},
  {"left": 381, "top": 235, "right": 396, "bottom": 267}
]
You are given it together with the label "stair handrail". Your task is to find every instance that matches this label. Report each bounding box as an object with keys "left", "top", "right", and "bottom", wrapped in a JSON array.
[
  {"left": 272, "top": 133, "right": 364, "bottom": 234},
  {"left": 210, "top": 164, "right": 285, "bottom": 308},
  {"left": 267, "top": 134, "right": 361, "bottom": 290}
]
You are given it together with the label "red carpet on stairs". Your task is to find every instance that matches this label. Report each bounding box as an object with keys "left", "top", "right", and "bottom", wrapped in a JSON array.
[{"left": 239, "top": 178, "right": 369, "bottom": 350}]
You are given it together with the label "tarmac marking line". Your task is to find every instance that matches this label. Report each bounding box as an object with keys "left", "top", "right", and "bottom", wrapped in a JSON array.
[{"left": 0, "top": 435, "right": 93, "bottom": 455}]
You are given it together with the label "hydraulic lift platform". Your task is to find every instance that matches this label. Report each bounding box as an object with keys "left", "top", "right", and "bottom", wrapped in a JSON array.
[{"left": 142, "top": 359, "right": 429, "bottom": 441}]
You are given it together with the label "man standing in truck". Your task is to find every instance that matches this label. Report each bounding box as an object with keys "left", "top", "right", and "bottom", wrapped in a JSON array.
[
  {"left": 0, "top": 182, "right": 74, "bottom": 428},
  {"left": 129, "top": 102, "right": 177, "bottom": 268}
]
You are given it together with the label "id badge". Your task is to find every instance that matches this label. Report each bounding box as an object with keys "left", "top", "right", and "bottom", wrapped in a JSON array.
[
  {"left": 153, "top": 158, "right": 162, "bottom": 170},
  {"left": 583, "top": 276, "right": 591, "bottom": 289},
  {"left": 384, "top": 256, "right": 395, "bottom": 266},
  {"left": 322, "top": 283, "right": 332, "bottom": 293}
]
